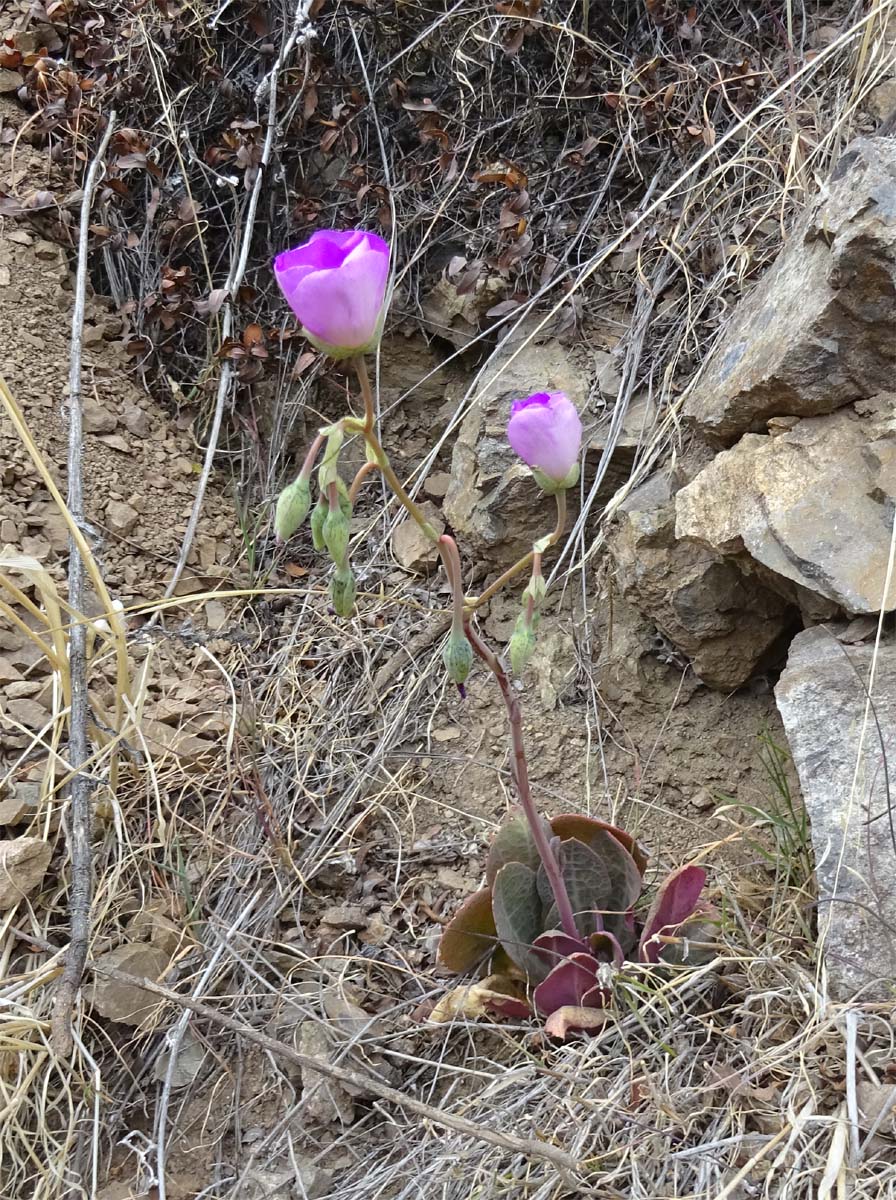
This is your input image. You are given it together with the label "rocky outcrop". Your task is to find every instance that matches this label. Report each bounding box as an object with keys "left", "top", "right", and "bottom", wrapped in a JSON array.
[
  {"left": 676, "top": 398, "right": 896, "bottom": 618},
  {"left": 685, "top": 136, "right": 896, "bottom": 443},
  {"left": 776, "top": 628, "right": 896, "bottom": 1000},
  {"left": 610, "top": 470, "right": 794, "bottom": 689}
]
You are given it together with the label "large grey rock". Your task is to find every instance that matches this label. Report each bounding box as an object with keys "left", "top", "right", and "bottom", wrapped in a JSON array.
[
  {"left": 675, "top": 399, "right": 896, "bottom": 616},
  {"left": 610, "top": 470, "right": 793, "bottom": 689},
  {"left": 685, "top": 136, "right": 896, "bottom": 442},
  {"left": 88, "top": 943, "right": 169, "bottom": 1024},
  {"left": 776, "top": 628, "right": 896, "bottom": 999}
]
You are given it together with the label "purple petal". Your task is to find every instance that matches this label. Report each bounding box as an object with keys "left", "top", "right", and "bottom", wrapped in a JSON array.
[
  {"left": 273, "top": 230, "right": 391, "bottom": 352},
  {"left": 507, "top": 391, "right": 582, "bottom": 482},
  {"left": 638, "top": 864, "right": 707, "bottom": 964}
]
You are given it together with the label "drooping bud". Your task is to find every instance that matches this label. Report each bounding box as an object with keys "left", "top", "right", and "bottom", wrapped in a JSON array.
[
  {"left": 310, "top": 494, "right": 327, "bottom": 551},
  {"left": 274, "top": 475, "right": 312, "bottom": 543},
  {"left": 323, "top": 501, "right": 349, "bottom": 565},
  {"left": 442, "top": 628, "right": 473, "bottom": 686},
  {"left": 330, "top": 565, "right": 356, "bottom": 617},
  {"left": 509, "top": 613, "right": 538, "bottom": 675}
]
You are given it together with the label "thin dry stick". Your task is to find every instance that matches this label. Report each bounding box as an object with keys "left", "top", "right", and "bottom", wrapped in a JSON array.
[
  {"left": 158, "top": 0, "right": 314, "bottom": 609},
  {"left": 84, "top": 962, "right": 578, "bottom": 1173},
  {"left": 51, "top": 112, "right": 117, "bottom": 1058}
]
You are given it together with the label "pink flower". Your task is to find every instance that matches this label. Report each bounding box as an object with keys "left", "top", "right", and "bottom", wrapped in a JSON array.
[
  {"left": 273, "top": 229, "right": 390, "bottom": 357},
  {"left": 507, "top": 391, "right": 582, "bottom": 487}
]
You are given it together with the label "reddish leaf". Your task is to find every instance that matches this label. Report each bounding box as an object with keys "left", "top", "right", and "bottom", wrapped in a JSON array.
[
  {"left": 533, "top": 952, "right": 605, "bottom": 1016},
  {"left": 438, "top": 886, "right": 497, "bottom": 971},
  {"left": 638, "top": 865, "right": 707, "bottom": 964},
  {"left": 532, "top": 929, "right": 590, "bottom": 972},
  {"left": 549, "top": 814, "right": 648, "bottom": 876},
  {"left": 589, "top": 930, "right": 624, "bottom": 967}
]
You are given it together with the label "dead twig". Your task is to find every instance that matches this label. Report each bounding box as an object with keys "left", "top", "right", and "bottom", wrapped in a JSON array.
[{"left": 51, "top": 112, "right": 117, "bottom": 1059}]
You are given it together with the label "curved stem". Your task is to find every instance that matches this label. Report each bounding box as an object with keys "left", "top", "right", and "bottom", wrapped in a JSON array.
[
  {"left": 300, "top": 431, "right": 325, "bottom": 480},
  {"left": 353, "top": 355, "right": 376, "bottom": 433},
  {"left": 465, "top": 489, "right": 566, "bottom": 613},
  {"left": 347, "top": 421, "right": 440, "bottom": 542},
  {"left": 438, "top": 535, "right": 465, "bottom": 636},
  {"left": 464, "top": 621, "right": 579, "bottom": 942},
  {"left": 349, "top": 460, "right": 379, "bottom": 504}
]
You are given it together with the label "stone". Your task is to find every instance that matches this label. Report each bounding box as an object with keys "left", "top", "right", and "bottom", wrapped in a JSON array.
[
  {"left": 776, "top": 628, "right": 896, "bottom": 999},
  {"left": 443, "top": 339, "right": 588, "bottom": 561},
  {"left": 0, "top": 657, "right": 22, "bottom": 685},
  {"left": 0, "top": 69, "right": 21, "bottom": 94},
  {"left": 391, "top": 501, "right": 444, "bottom": 571},
  {"left": 609, "top": 469, "right": 793, "bottom": 689},
  {"left": 105, "top": 501, "right": 139, "bottom": 537},
  {"left": 0, "top": 837, "right": 52, "bottom": 908},
  {"left": 95, "top": 1186, "right": 137, "bottom": 1200},
  {"left": 321, "top": 904, "right": 366, "bottom": 930},
  {"left": 298, "top": 1021, "right": 355, "bottom": 1123},
  {"left": 869, "top": 80, "right": 896, "bottom": 122},
  {"left": 127, "top": 906, "right": 184, "bottom": 955},
  {"left": 88, "top": 943, "right": 169, "bottom": 1024},
  {"left": 423, "top": 471, "right": 452, "bottom": 498},
  {"left": 0, "top": 781, "right": 42, "bottom": 827},
  {"left": 675, "top": 400, "right": 896, "bottom": 616},
  {"left": 120, "top": 404, "right": 151, "bottom": 438},
  {"left": 5, "top": 698, "right": 48, "bottom": 730},
  {"left": 81, "top": 396, "right": 117, "bottom": 434},
  {"left": 685, "top": 136, "right": 896, "bottom": 442}
]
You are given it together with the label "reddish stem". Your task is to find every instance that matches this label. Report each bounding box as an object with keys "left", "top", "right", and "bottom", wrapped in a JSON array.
[{"left": 463, "top": 621, "right": 579, "bottom": 941}]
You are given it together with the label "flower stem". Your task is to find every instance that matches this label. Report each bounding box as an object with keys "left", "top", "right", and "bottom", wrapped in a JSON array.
[
  {"left": 438, "top": 534, "right": 465, "bottom": 636},
  {"left": 300, "top": 432, "right": 325, "bottom": 480},
  {"left": 464, "top": 621, "right": 579, "bottom": 942},
  {"left": 349, "top": 460, "right": 378, "bottom": 503},
  {"left": 465, "top": 489, "right": 566, "bottom": 613},
  {"left": 353, "top": 355, "right": 376, "bottom": 434},
  {"left": 344, "top": 419, "right": 440, "bottom": 542}
]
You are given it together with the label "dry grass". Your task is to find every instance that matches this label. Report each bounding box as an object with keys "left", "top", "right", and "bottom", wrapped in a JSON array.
[{"left": 4, "top": 1, "right": 896, "bottom": 1197}]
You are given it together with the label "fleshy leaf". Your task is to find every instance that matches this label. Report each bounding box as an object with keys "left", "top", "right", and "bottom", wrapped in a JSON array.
[
  {"left": 589, "top": 829, "right": 643, "bottom": 912},
  {"left": 549, "top": 814, "right": 648, "bottom": 876},
  {"left": 486, "top": 809, "right": 551, "bottom": 886},
  {"left": 532, "top": 929, "right": 591, "bottom": 973},
  {"left": 589, "top": 930, "right": 624, "bottom": 968},
  {"left": 533, "top": 952, "right": 606, "bottom": 1016},
  {"left": 537, "top": 838, "right": 610, "bottom": 937},
  {"left": 438, "top": 887, "right": 497, "bottom": 972},
  {"left": 492, "top": 862, "right": 545, "bottom": 978},
  {"left": 543, "top": 1005, "right": 610, "bottom": 1038},
  {"left": 638, "top": 864, "right": 708, "bottom": 964}
]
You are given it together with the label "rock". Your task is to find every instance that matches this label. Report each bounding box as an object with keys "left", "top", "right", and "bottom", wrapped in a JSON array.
[
  {"left": 443, "top": 339, "right": 588, "bottom": 561},
  {"left": 869, "top": 80, "right": 896, "bottom": 122},
  {"left": 0, "top": 657, "right": 22, "bottom": 685},
  {"left": 321, "top": 904, "right": 366, "bottom": 930},
  {"left": 81, "top": 396, "right": 117, "bottom": 434},
  {"left": 88, "top": 943, "right": 169, "bottom": 1024},
  {"left": 0, "top": 781, "right": 43, "bottom": 827},
  {"left": 298, "top": 1021, "right": 355, "bottom": 1124},
  {"left": 94, "top": 1186, "right": 138, "bottom": 1200},
  {"left": 675, "top": 400, "right": 896, "bottom": 616},
  {"left": 105, "top": 501, "right": 139, "bottom": 537},
  {"left": 610, "top": 469, "right": 793, "bottom": 689},
  {"left": 776, "top": 628, "right": 896, "bottom": 1000},
  {"left": 127, "top": 906, "right": 184, "bottom": 955},
  {"left": 391, "top": 502, "right": 444, "bottom": 571},
  {"left": 152, "top": 1026, "right": 206, "bottom": 1086},
  {"left": 423, "top": 471, "right": 452, "bottom": 498},
  {"left": 0, "top": 69, "right": 21, "bottom": 94},
  {"left": 5, "top": 698, "right": 49, "bottom": 730},
  {"left": 0, "top": 837, "right": 52, "bottom": 908},
  {"left": 120, "top": 404, "right": 151, "bottom": 438},
  {"left": 685, "top": 136, "right": 896, "bottom": 442},
  {"left": 243, "top": 1164, "right": 332, "bottom": 1200}
]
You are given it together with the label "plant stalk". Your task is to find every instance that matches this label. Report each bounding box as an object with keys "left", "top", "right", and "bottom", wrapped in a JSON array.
[
  {"left": 465, "top": 489, "right": 566, "bottom": 613},
  {"left": 464, "top": 621, "right": 579, "bottom": 941}
]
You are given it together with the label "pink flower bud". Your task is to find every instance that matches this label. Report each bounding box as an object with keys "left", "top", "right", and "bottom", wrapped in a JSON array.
[
  {"left": 273, "top": 230, "right": 391, "bottom": 358},
  {"left": 506, "top": 391, "right": 582, "bottom": 486}
]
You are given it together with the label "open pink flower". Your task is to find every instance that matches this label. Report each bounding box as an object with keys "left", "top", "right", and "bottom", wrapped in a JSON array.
[
  {"left": 273, "top": 230, "right": 390, "bottom": 357},
  {"left": 507, "top": 391, "right": 582, "bottom": 487}
]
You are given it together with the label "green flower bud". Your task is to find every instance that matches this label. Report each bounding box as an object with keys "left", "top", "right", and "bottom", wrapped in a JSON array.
[
  {"left": 323, "top": 503, "right": 350, "bottom": 565},
  {"left": 310, "top": 494, "right": 328, "bottom": 551},
  {"left": 274, "top": 476, "right": 311, "bottom": 543},
  {"left": 330, "top": 565, "right": 356, "bottom": 617},
  {"left": 442, "top": 628, "right": 473, "bottom": 686},
  {"left": 531, "top": 462, "right": 580, "bottom": 495},
  {"left": 509, "top": 613, "right": 538, "bottom": 676},
  {"left": 318, "top": 426, "right": 344, "bottom": 490},
  {"left": 522, "top": 573, "right": 547, "bottom": 606}
]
